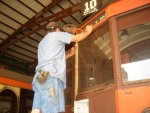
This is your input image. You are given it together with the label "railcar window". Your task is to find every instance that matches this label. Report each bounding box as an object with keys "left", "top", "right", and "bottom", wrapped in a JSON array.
[
  {"left": 118, "top": 23, "right": 150, "bottom": 83},
  {"left": 78, "top": 23, "right": 114, "bottom": 90}
]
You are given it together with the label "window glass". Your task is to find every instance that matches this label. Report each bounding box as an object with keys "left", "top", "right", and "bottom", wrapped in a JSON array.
[
  {"left": 118, "top": 23, "right": 150, "bottom": 82},
  {"left": 78, "top": 23, "right": 114, "bottom": 90},
  {"left": 65, "top": 59, "right": 73, "bottom": 105}
]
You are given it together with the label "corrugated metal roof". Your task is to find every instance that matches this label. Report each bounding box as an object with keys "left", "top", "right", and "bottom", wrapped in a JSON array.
[{"left": 0, "top": 0, "right": 82, "bottom": 74}]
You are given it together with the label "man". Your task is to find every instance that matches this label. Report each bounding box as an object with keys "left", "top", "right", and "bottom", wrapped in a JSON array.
[{"left": 31, "top": 22, "right": 92, "bottom": 113}]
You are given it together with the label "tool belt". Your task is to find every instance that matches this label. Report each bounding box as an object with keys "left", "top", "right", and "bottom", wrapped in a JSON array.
[{"left": 36, "top": 69, "right": 49, "bottom": 84}]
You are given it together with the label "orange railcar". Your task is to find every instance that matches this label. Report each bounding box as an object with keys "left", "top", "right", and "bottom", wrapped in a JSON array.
[{"left": 75, "top": 0, "right": 150, "bottom": 113}]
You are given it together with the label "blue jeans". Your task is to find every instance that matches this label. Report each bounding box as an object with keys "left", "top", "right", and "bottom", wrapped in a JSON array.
[{"left": 32, "top": 76, "right": 65, "bottom": 113}]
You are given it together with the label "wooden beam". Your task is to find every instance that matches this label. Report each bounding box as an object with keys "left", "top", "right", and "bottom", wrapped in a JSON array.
[
  {"left": 0, "top": 4, "right": 81, "bottom": 51},
  {"left": 0, "top": 11, "right": 22, "bottom": 25},
  {"left": 14, "top": 44, "right": 36, "bottom": 55},
  {"left": 57, "top": 3, "right": 80, "bottom": 24},
  {"left": 4, "top": 53, "right": 31, "bottom": 63},
  {"left": 0, "top": 0, "right": 62, "bottom": 51},
  {"left": 35, "top": 4, "right": 81, "bottom": 24},
  {"left": 7, "top": 48, "right": 35, "bottom": 59},
  {"left": 1, "top": 1, "right": 30, "bottom": 19},
  {"left": 0, "top": 22, "right": 16, "bottom": 30}
]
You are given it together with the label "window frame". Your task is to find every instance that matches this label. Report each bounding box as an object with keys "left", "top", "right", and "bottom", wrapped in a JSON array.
[
  {"left": 78, "top": 21, "right": 115, "bottom": 93},
  {"left": 114, "top": 5, "right": 150, "bottom": 87}
]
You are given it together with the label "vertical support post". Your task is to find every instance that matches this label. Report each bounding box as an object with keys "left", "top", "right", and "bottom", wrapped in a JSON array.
[
  {"left": 109, "top": 17, "right": 122, "bottom": 113},
  {"left": 74, "top": 43, "right": 79, "bottom": 100}
]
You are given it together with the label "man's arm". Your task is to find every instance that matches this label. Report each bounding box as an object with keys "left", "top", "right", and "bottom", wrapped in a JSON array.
[
  {"left": 66, "top": 25, "right": 92, "bottom": 59},
  {"left": 71, "top": 25, "right": 93, "bottom": 42},
  {"left": 66, "top": 46, "right": 76, "bottom": 59}
]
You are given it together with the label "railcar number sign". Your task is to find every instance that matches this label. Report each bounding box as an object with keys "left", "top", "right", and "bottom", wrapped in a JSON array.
[{"left": 82, "top": 0, "right": 101, "bottom": 16}]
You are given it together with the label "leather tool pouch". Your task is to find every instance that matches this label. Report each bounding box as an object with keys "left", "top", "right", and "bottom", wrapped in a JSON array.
[{"left": 36, "top": 69, "right": 49, "bottom": 84}]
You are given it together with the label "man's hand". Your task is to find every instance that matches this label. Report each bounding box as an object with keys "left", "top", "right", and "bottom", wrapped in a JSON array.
[
  {"left": 70, "top": 46, "right": 76, "bottom": 56},
  {"left": 85, "top": 24, "right": 93, "bottom": 34},
  {"left": 71, "top": 24, "right": 93, "bottom": 42},
  {"left": 66, "top": 46, "right": 77, "bottom": 59}
]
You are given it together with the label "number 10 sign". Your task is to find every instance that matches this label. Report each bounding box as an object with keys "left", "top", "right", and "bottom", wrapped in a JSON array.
[{"left": 82, "top": 0, "right": 101, "bottom": 16}]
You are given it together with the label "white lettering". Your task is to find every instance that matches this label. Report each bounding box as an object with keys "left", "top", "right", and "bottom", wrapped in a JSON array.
[{"left": 83, "top": 0, "right": 97, "bottom": 15}]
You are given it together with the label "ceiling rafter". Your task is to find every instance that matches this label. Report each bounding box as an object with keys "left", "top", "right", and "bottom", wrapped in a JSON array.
[
  {"left": 0, "top": 22, "right": 16, "bottom": 31},
  {"left": 0, "top": 0, "right": 62, "bottom": 52},
  {"left": 35, "top": 0, "right": 45, "bottom": 8},
  {"left": 0, "top": 4, "right": 81, "bottom": 51},
  {"left": 1, "top": 0, "right": 30, "bottom": 20},
  {"left": 4, "top": 53, "right": 30, "bottom": 63},
  {"left": 7, "top": 48, "right": 35, "bottom": 60},
  {"left": 36, "top": 32, "right": 44, "bottom": 37},
  {"left": 48, "top": 9, "right": 67, "bottom": 25},
  {"left": 10, "top": 4, "right": 81, "bottom": 43},
  {"left": 5, "top": 37, "right": 37, "bottom": 50},
  {"left": 13, "top": 44, "right": 36, "bottom": 55},
  {"left": 0, "top": 0, "right": 84, "bottom": 74},
  {"left": 59, "top": 0, "right": 80, "bottom": 23},
  {"left": 1, "top": 0, "right": 46, "bottom": 43},
  {"left": 65, "top": 0, "right": 81, "bottom": 23},
  {"left": 18, "top": 0, "right": 47, "bottom": 28},
  {"left": 0, "top": 30, "right": 10, "bottom": 36},
  {"left": 0, "top": 9, "right": 43, "bottom": 46},
  {"left": 21, "top": 40, "right": 37, "bottom": 49},
  {"left": 57, "top": 3, "right": 80, "bottom": 24},
  {"left": 1, "top": 37, "right": 37, "bottom": 53},
  {"left": 18, "top": 0, "right": 38, "bottom": 14},
  {"left": 35, "top": 4, "right": 81, "bottom": 25},
  {"left": 35, "top": 0, "right": 51, "bottom": 24},
  {"left": 20, "top": 32, "right": 39, "bottom": 43},
  {"left": 0, "top": 11, "right": 23, "bottom": 25}
]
